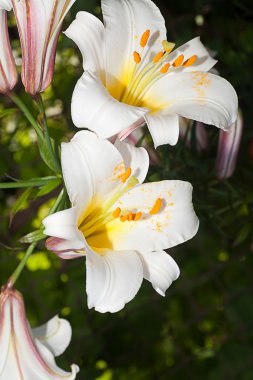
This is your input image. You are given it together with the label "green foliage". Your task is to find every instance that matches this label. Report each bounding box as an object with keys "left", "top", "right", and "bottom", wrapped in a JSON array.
[{"left": 0, "top": 0, "right": 253, "bottom": 379}]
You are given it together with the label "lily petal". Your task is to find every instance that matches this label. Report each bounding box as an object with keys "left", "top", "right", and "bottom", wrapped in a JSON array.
[
  {"left": 88, "top": 181, "right": 199, "bottom": 252},
  {"left": 71, "top": 71, "right": 148, "bottom": 138},
  {"left": 137, "top": 250, "right": 180, "bottom": 296},
  {"left": 168, "top": 37, "right": 217, "bottom": 73},
  {"left": 64, "top": 11, "right": 105, "bottom": 80},
  {"left": 86, "top": 247, "right": 143, "bottom": 313},
  {"left": 43, "top": 207, "right": 82, "bottom": 242},
  {"left": 142, "top": 72, "right": 238, "bottom": 131},
  {"left": 0, "top": 0, "right": 12, "bottom": 10},
  {"left": 45, "top": 237, "right": 85, "bottom": 259},
  {"left": 144, "top": 112, "right": 179, "bottom": 148},
  {"left": 114, "top": 139, "right": 149, "bottom": 183},
  {"left": 32, "top": 315, "right": 72, "bottom": 357},
  {"left": 101, "top": 0, "right": 167, "bottom": 99},
  {"left": 61, "top": 130, "right": 126, "bottom": 217}
]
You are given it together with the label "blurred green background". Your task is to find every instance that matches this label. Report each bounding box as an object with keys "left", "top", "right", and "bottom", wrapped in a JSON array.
[{"left": 1, "top": 0, "right": 253, "bottom": 379}]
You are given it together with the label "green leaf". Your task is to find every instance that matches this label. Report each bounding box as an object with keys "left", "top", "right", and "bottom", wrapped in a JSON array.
[
  {"left": 233, "top": 224, "right": 252, "bottom": 246},
  {"left": 36, "top": 178, "right": 62, "bottom": 197},
  {"left": 0, "top": 108, "right": 17, "bottom": 119},
  {"left": 10, "top": 188, "right": 33, "bottom": 224},
  {"left": 20, "top": 229, "right": 45, "bottom": 244},
  {"left": 37, "top": 134, "right": 61, "bottom": 173},
  {"left": 0, "top": 176, "right": 60, "bottom": 189}
]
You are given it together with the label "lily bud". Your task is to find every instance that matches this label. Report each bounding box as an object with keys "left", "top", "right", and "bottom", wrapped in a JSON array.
[
  {"left": 11, "top": 0, "right": 76, "bottom": 96},
  {"left": 0, "top": 287, "right": 79, "bottom": 379},
  {"left": 216, "top": 112, "right": 243, "bottom": 179},
  {"left": 0, "top": 9, "right": 18, "bottom": 94}
]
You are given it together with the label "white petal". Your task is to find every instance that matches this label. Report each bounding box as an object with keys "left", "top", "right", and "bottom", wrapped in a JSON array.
[
  {"left": 32, "top": 316, "right": 71, "bottom": 357},
  {"left": 144, "top": 112, "right": 179, "bottom": 148},
  {"left": 102, "top": 0, "right": 167, "bottom": 99},
  {"left": 168, "top": 37, "right": 217, "bottom": 73},
  {"left": 45, "top": 237, "right": 85, "bottom": 260},
  {"left": 137, "top": 250, "right": 180, "bottom": 296},
  {"left": 61, "top": 130, "right": 127, "bottom": 217},
  {"left": 114, "top": 139, "right": 149, "bottom": 183},
  {"left": 71, "top": 71, "right": 148, "bottom": 138},
  {"left": 92, "top": 181, "right": 199, "bottom": 252},
  {"left": 64, "top": 11, "right": 105, "bottom": 79},
  {"left": 43, "top": 208, "right": 82, "bottom": 242},
  {"left": 0, "top": 0, "right": 12, "bottom": 11},
  {"left": 86, "top": 248, "right": 143, "bottom": 313},
  {"left": 142, "top": 72, "right": 238, "bottom": 130}
]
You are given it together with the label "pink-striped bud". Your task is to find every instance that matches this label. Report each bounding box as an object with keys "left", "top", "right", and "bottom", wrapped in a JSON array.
[
  {"left": 12, "top": 0, "right": 76, "bottom": 96},
  {"left": 216, "top": 112, "right": 243, "bottom": 179},
  {"left": 0, "top": 9, "right": 18, "bottom": 94},
  {"left": 0, "top": 287, "right": 79, "bottom": 379}
]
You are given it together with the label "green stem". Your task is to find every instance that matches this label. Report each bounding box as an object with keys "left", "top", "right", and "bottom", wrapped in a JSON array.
[
  {"left": 7, "top": 242, "right": 36, "bottom": 288},
  {"left": 9, "top": 93, "right": 43, "bottom": 139},
  {"left": 34, "top": 94, "right": 61, "bottom": 173},
  {"left": 0, "top": 176, "right": 59, "bottom": 189}
]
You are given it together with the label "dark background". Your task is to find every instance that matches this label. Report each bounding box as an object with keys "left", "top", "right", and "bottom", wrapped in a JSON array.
[{"left": 0, "top": 0, "right": 253, "bottom": 379}]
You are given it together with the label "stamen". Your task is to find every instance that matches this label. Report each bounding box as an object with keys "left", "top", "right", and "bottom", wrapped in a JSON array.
[
  {"left": 133, "top": 51, "right": 141, "bottom": 64},
  {"left": 126, "top": 212, "right": 133, "bottom": 221},
  {"left": 118, "top": 167, "right": 132, "bottom": 183},
  {"left": 134, "top": 212, "right": 142, "bottom": 221},
  {"left": 183, "top": 54, "right": 197, "bottom": 67},
  {"left": 153, "top": 51, "right": 164, "bottom": 63},
  {"left": 162, "top": 41, "right": 175, "bottom": 54},
  {"left": 140, "top": 29, "right": 150, "bottom": 48},
  {"left": 173, "top": 54, "right": 184, "bottom": 67},
  {"left": 160, "top": 63, "right": 170, "bottom": 74},
  {"left": 150, "top": 198, "right": 163, "bottom": 215},
  {"left": 113, "top": 207, "right": 121, "bottom": 218},
  {"left": 120, "top": 215, "right": 127, "bottom": 222}
]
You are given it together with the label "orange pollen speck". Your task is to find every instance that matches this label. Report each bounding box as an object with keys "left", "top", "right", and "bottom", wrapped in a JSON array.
[
  {"left": 153, "top": 51, "right": 164, "bottom": 63},
  {"left": 133, "top": 51, "right": 141, "bottom": 64},
  {"left": 160, "top": 63, "right": 170, "bottom": 73},
  {"left": 150, "top": 198, "right": 163, "bottom": 215},
  {"left": 126, "top": 212, "right": 133, "bottom": 221},
  {"left": 183, "top": 54, "right": 197, "bottom": 67},
  {"left": 120, "top": 215, "right": 127, "bottom": 222},
  {"left": 134, "top": 212, "right": 142, "bottom": 221},
  {"left": 173, "top": 54, "right": 184, "bottom": 67},
  {"left": 118, "top": 167, "right": 132, "bottom": 183},
  {"left": 113, "top": 207, "right": 121, "bottom": 218},
  {"left": 140, "top": 29, "right": 150, "bottom": 48}
]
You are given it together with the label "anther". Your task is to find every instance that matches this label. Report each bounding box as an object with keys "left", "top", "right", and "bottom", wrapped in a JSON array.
[
  {"left": 120, "top": 215, "right": 127, "bottom": 222},
  {"left": 113, "top": 207, "right": 121, "bottom": 218},
  {"left": 150, "top": 198, "right": 163, "bottom": 215},
  {"left": 140, "top": 29, "right": 150, "bottom": 48},
  {"left": 160, "top": 63, "right": 170, "bottom": 74},
  {"left": 153, "top": 51, "right": 164, "bottom": 63},
  {"left": 127, "top": 212, "right": 133, "bottom": 221},
  {"left": 162, "top": 41, "right": 175, "bottom": 54},
  {"left": 173, "top": 54, "right": 184, "bottom": 67},
  {"left": 183, "top": 54, "right": 197, "bottom": 67},
  {"left": 133, "top": 51, "right": 141, "bottom": 64},
  {"left": 134, "top": 212, "right": 142, "bottom": 221}
]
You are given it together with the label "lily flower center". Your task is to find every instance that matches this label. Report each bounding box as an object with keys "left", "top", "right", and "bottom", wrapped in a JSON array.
[
  {"left": 119, "top": 29, "right": 197, "bottom": 107},
  {"left": 77, "top": 167, "right": 165, "bottom": 252}
]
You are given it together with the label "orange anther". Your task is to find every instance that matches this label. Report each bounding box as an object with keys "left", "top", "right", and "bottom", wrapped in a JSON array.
[
  {"left": 160, "top": 63, "right": 170, "bottom": 74},
  {"left": 120, "top": 215, "right": 127, "bottom": 222},
  {"left": 134, "top": 212, "right": 142, "bottom": 221},
  {"left": 183, "top": 54, "right": 197, "bottom": 67},
  {"left": 172, "top": 54, "right": 184, "bottom": 67},
  {"left": 153, "top": 51, "right": 164, "bottom": 63},
  {"left": 140, "top": 29, "right": 150, "bottom": 48},
  {"left": 118, "top": 167, "right": 132, "bottom": 183},
  {"left": 133, "top": 51, "right": 141, "bottom": 64},
  {"left": 113, "top": 207, "right": 121, "bottom": 218},
  {"left": 127, "top": 212, "right": 133, "bottom": 221},
  {"left": 150, "top": 198, "right": 163, "bottom": 215}
]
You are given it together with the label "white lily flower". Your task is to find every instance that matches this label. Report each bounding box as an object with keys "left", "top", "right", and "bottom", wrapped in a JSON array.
[
  {"left": 43, "top": 131, "right": 199, "bottom": 313},
  {"left": 11, "top": 0, "right": 76, "bottom": 95},
  {"left": 65, "top": 0, "right": 238, "bottom": 148},
  {"left": 0, "top": 9, "right": 18, "bottom": 94},
  {"left": 0, "top": 0, "right": 12, "bottom": 11},
  {"left": 0, "top": 287, "right": 79, "bottom": 380}
]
